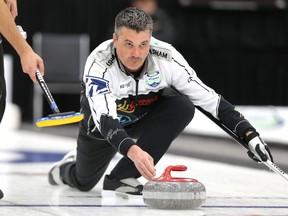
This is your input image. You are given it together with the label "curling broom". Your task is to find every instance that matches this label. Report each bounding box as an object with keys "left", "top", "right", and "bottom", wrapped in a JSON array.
[
  {"left": 17, "top": 26, "right": 84, "bottom": 127},
  {"left": 168, "top": 86, "right": 288, "bottom": 182},
  {"left": 196, "top": 105, "right": 288, "bottom": 182},
  {"left": 35, "top": 69, "right": 84, "bottom": 127}
]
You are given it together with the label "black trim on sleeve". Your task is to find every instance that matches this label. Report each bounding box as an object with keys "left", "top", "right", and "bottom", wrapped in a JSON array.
[
  {"left": 218, "top": 96, "right": 256, "bottom": 139},
  {"left": 99, "top": 114, "right": 136, "bottom": 157}
]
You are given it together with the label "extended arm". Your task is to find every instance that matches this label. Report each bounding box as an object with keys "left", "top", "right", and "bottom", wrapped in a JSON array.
[
  {"left": 99, "top": 114, "right": 156, "bottom": 180},
  {"left": 0, "top": 0, "right": 44, "bottom": 82},
  {"left": 210, "top": 97, "right": 273, "bottom": 162}
]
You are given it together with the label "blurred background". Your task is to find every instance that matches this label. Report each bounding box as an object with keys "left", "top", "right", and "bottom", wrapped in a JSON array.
[{"left": 2, "top": 0, "right": 288, "bottom": 124}]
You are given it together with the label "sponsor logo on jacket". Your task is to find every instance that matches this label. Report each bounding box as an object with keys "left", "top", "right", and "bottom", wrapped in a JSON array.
[
  {"left": 117, "top": 95, "right": 159, "bottom": 113},
  {"left": 106, "top": 54, "right": 116, "bottom": 67},
  {"left": 145, "top": 71, "right": 162, "bottom": 87},
  {"left": 120, "top": 81, "right": 132, "bottom": 89},
  {"left": 118, "top": 114, "right": 132, "bottom": 125},
  {"left": 149, "top": 48, "right": 168, "bottom": 59},
  {"left": 85, "top": 76, "right": 110, "bottom": 97}
]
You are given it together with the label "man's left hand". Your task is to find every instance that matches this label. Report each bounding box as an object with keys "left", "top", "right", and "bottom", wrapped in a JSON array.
[{"left": 247, "top": 136, "right": 273, "bottom": 163}]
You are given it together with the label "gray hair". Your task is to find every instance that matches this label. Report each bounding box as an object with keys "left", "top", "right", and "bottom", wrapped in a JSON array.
[{"left": 114, "top": 7, "right": 153, "bottom": 36}]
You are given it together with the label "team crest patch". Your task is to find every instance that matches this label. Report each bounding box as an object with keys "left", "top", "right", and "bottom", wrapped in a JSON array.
[
  {"left": 145, "top": 71, "right": 162, "bottom": 87},
  {"left": 85, "top": 76, "right": 110, "bottom": 97}
]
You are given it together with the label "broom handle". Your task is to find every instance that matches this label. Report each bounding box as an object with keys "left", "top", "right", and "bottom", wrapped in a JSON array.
[
  {"left": 18, "top": 25, "right": 61, "bottom": 115},
  {"left": 196, "top": 105, "right": 288, "bottom": 182},
  {"left": 35, "top": 69, "right": 60, "bottom": 114},
  {"left": 169, "top": 86, "right": 288, "bottom": 182}
]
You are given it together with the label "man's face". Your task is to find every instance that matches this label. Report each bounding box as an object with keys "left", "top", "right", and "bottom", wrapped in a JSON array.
[{"left": 113, "top": 27, "right": 151, "bottom": 73}]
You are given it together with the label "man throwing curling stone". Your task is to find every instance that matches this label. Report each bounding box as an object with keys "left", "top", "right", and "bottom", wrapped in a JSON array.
[{"left": 48, "top": 7, "right": 273, "bottom": 196}]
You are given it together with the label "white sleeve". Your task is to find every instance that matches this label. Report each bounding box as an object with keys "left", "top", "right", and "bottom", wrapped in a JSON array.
[
  {"left": 170, "top": 47, "right": 220, "bottom": 117},
  {"left": 83, "top": 57, "right": 118, "bottom": 130}
]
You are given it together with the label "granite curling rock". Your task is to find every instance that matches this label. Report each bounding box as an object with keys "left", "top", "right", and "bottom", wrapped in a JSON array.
[{"left": 143, "top": 165, "right": 206, "bottom": 209}]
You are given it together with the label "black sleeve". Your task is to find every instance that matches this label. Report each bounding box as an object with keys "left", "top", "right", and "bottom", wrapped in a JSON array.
[
  {"left": 99, "top": 114, "right": 136, "bottom": 157},
  {"left": 218, "top": 96, "right": 256, "bottom": 139}
]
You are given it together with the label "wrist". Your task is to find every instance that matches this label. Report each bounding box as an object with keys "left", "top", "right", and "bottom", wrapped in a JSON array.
[
  {"left": 127, "top": 145, "right": 141, "bottom": 160},
  {"left": 17, "top": 44, "right": 33, "bottom": 57},
  {"left": 244, "top": 131, "right": 258, "bottom": 143}
]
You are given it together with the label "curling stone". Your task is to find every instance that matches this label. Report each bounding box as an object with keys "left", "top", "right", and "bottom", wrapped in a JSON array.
[{"left": 143, "top": 165, "right": 206, "bottom": 209}]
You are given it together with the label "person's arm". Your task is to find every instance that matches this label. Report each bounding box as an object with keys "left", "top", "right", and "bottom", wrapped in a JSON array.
[
  {"left": 127, "top": 145, "right": 156, "bottom": 180},
  {"left": 217, "top": 97, "right": 273, "bottom": 162},
  {"left": 99, "top": 114, "right": 156, "bottom": 180},
  {"left": 0, "top": 0, "right": 44, "bottom": 82},
  {"left": 169, "top": 46, "right": 273, "bottom": 163}
]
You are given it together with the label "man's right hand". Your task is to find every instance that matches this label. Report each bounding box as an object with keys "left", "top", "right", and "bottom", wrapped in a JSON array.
[{"left": 127, "top": 145, "right": 156, "bottom": 181}]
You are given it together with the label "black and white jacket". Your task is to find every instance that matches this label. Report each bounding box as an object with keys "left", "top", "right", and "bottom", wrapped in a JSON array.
[{"left": 82, "top": 37, "right": 255, "bottom": 156}]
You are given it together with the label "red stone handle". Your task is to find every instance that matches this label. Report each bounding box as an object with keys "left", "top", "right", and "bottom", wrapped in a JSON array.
[{"left": 153, "top": 165, "right": 198, "bottom": 182}]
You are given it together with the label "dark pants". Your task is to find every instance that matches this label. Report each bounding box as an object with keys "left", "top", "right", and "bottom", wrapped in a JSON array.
[
  {"left": 0, "top": 38, "right": 6, "bottom": 123},
  {"left": 62, "top": 95, "right": 195, "bottom": 191}
]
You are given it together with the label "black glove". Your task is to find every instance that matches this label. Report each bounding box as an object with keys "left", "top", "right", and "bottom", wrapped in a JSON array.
[{"left": 245, "top": 133, "right": 273, "bottom": 163}]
